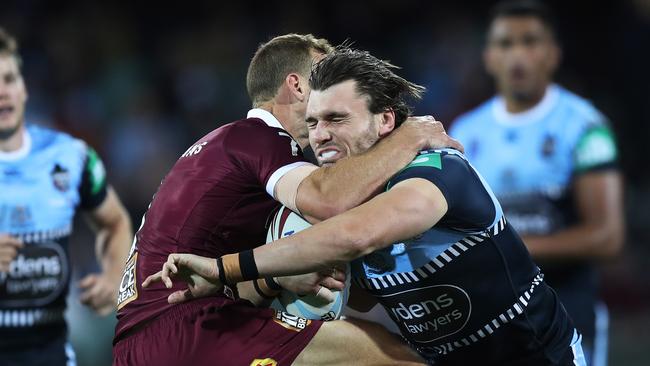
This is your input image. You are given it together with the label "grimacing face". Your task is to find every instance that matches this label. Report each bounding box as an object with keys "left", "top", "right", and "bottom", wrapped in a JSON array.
[
  {"left": 305, "top": 79, "right": 394, "bottom": 166},
  {"left": 484, "top": 16, "right": 560, "bottom": 102},
  {"left": 0, "top": 54, "right": 27, "bottom": 140}
]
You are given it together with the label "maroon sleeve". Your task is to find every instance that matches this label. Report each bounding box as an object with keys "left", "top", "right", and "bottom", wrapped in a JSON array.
[{"left": 226, "top": 121, "right": 310, "bottom": 196}]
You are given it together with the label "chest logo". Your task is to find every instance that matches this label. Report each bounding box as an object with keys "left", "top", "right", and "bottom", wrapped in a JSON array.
[
  {"left": 380, "top": 284, "right": 472, "bottom": 344},
  {"left": 51, "top": 164, "right": 70, "bottom": 192},
  {"left": 541, "top": 135, "right": 556, "bottom": 158},
  {"left": 0, "top": 242, "right": 69, "bottom": 307}
]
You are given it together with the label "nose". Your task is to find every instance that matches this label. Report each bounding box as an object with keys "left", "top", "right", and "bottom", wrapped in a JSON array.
[{"left": 310, "top": 121, "right": 332, "bottom": 146}]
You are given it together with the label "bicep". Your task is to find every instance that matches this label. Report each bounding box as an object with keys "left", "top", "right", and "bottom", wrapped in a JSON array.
[
  {"left": 573, "top": 171, "right": 623, "bottom": 227},
  {"left": 84, "top": 187, "right": 129, "bottom": 231},
  {"left": 273, "top": 164, "right": 318, "bottom": 214},
  {"left": 347, "top": 178, "right": 448, "bottom": 253}
]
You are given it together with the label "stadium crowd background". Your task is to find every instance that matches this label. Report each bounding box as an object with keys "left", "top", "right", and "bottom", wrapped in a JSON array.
[{"left": 2, "top": 0, "right": 649, "bottom": 364}]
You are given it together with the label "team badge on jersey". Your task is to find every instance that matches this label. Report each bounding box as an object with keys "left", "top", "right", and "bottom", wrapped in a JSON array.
[
  {"left": 250, "top": 358, "right": 277, "bottom": 366},
  {"left": 541, "top": 135, "right": 556, "bottom": 158},
  {"left": 273, "top": 310, "right": 310, "bottom": 332},
  {"left": 117, "top": 253, "right": 138, "bottom": 310},
  {"left": 51, "top": 164, "right": 70, "bottom": 192}
]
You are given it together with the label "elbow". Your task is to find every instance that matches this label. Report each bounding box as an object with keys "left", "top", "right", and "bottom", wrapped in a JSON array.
[
  {"left": 337, "top": 219, "right": 376, "bottom": 262},
  {"left": 601, "top": 227, "right": 625, "bottom": 259}
]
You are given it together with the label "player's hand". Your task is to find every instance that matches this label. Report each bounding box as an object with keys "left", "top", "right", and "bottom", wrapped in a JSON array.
[
  {"left": 78, "top": 272, "right": 120, "bottom": 316},
  {"left": 401, "top": 115, "right": 464, "bottom": 153},
  {"left": 142, "top": 253, "right": 222, "bottom": 304},
  {"left": 276, "top": 266, "right": 346, "bottom": 302},
  {"left": 0, "top": 234, "right": 23, "bottom": 272}
]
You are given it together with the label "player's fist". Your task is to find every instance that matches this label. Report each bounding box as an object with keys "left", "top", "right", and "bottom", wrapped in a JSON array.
[
  {"left": 79, "top": 272, "right": 120, "bottom": 316},
  {"left": 276, "top": 266, "right": 346, "bottom": 301},
  {"left": 401, "top": 115, "right": 464, "bottom": 153},
  {"left": 0, "top": 234, "right": 23, "bottom": 272}
]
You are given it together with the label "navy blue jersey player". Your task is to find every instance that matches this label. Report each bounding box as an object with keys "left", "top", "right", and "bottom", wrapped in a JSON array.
[
  {"left": 0, "top": 27, "right": 132, "bottom": 365},
  {"left": 147, "top": 48, "right": 586, "bottom": 365}
]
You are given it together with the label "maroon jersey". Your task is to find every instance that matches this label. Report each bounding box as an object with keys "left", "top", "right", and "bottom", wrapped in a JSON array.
[{"left": 114, "top": 109, "right": 309, "bottom": 341}]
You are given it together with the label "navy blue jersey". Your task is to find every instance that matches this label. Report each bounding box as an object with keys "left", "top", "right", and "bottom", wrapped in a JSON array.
[
  {"left": 351, "top": 149, "right": 575, "bottom": 365},
  {"left": 451, "top": 84, "right": 618, "bottom": 344},
  {"left": 0, "top": 124, "right": 108, "bottom": 348}
]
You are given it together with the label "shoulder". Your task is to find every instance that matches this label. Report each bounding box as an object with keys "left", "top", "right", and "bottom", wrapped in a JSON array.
[
  {"left": 28, "top": 124, "right": 88, "bottom": 155},
  {"left": 556, "top": 85, "right": 608, "bottom": 127},
  {"left": 221, "top": 118, "right": 290, "bottom": 147},
  {"left": 389, "top": 149, "right": 471, "bottom": 189}
]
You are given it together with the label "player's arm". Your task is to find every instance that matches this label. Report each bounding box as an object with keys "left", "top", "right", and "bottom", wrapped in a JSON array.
[
  {"left": 238, "top": 270, "right": 347, "bottom": 307},
  {"left": 256, "top": 178, "right": 447, "bottom": 275},
  {"left": 523, "top": 125, "right": 624, "bottom": 259},
  {"left": 81, "top": 187, "right": 133, "bottom": 314},
  {"left": 76, "top": 146, "right": 133, "bottom": 315},
  {"left": 144, "top": 177, "right": 448, "bottom": 298},
  {"left": 523, "top": 171, "right": 624, "bottom": 259},
  {"left": 276, "top": 117, "right": 462, "bottom": 223}
]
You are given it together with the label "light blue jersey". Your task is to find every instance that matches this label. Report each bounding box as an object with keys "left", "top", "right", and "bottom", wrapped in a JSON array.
[
  {"left": 0, "top": 124, "right": 107, "bottom": 348},
  {"left": 451, "top": 84, "right": 617, "bottom": 365}
]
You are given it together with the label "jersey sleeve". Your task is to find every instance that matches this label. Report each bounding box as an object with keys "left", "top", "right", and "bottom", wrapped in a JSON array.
[
  {"left": 229, "top": 124, "right": 311, "bottom": 197},
  {"left": 79, "top": 146, "right": 108, "bottom": 210},
  {"left": 387, "top": 151, "right": 496, "bottom": 229},
  {"left": 573, "top": 123, "right": 618, "bottom": 174}
]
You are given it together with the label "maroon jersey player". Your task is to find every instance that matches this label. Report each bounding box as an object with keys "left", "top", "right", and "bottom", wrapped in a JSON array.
[{"left": 113, "top": 34, "right": 460, "bottom": 366}]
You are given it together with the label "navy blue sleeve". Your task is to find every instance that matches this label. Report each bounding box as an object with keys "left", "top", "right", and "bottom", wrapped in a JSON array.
[{"left": 388, "top": 151, "right": 496, "bottom": 230}]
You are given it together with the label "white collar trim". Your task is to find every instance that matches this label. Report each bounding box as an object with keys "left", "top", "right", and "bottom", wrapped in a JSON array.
[
  {"left": 247, "top": 108, "right": 285, "bottom": 130},
  {"left": 0, "top": 128, "right": 31, "bottom": 161},
  {"left": 492, "top": 84, "right": 559, "bottom": 126}
]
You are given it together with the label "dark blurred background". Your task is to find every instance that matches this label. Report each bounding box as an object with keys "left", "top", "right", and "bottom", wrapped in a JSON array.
[{"left": 1, "top": 0, "right": 648, "bottom": 364}]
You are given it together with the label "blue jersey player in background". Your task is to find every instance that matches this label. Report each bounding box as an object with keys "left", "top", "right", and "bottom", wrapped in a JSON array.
[
  {"left": 450, "top": 2, "right": 624, "bottom": 365},
  {"left": 0, "top": 27, "right": 133, "bottom": 365}
]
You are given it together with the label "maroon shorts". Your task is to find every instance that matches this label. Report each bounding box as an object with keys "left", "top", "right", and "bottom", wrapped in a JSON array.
[{"left": 113, "top": 297, "right": 323, "bottom": 366}]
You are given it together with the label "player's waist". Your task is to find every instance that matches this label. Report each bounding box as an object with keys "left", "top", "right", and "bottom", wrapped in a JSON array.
[
  {"left": 0, "top": 306, "right": 66, "bottom": 329},
  {"left": 3, "top": 224, "right": 73, "bottom": 244},
  {"left": 114, "top": 295, "right": 240, "bottom": 344}
]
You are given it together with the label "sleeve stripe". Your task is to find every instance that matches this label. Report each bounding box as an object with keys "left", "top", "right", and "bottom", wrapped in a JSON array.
[{"left": 265, "top": 161, "right": 313, "bottom": 197}]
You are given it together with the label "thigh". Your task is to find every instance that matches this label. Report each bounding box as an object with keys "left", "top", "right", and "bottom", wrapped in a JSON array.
[
  {"left": 293, "top": 317, "right": 425, "bottom": 366},
  {"left": 114, "top": 300, "right": 323, "bottom": 366}
]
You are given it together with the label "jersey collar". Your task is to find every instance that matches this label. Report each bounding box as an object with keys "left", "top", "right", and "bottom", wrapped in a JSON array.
[
  {"left": 492, "top": 84, "right": 560, "bottom": 127},
  {"left": 247, "top": 108, "right": 285, "bottom": 130},
  {"left": 0, "top": 127, "right": 31, "bottom": 162}
]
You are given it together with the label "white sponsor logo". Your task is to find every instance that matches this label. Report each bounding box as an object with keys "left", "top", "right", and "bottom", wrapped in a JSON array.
[
  {"left": 181, "top": 141, "right": 208, "bottom": 158},
  {"left": 380, "top": 284, "right": 471, "bottom": 343}
]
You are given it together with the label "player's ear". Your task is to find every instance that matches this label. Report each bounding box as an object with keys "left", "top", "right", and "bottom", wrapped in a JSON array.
[
  {"left": 378, "top": 109, "right": 396, "bottom": 137},
  {"left": 547, "top": 42, "right": 561, "bottom": 74},
  {"left": 286, "top": 73, "right": 307, "bottom": 102}
]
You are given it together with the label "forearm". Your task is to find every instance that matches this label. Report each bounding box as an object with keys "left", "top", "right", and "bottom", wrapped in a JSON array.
[
  {"left": 523, "top": 222, "right": 624, "bottom": 260},
  {"left": 237, "top": 280, "right": 275, "bottom": 307},
  {"left": 96, "top": 214, "right": 132, "bottom": 277},
  {"left": 296, "top": 129, "right": 423, "bottom": 222},
  {"left": 252, "top": 181, "right": 442, "bottom": 279}
]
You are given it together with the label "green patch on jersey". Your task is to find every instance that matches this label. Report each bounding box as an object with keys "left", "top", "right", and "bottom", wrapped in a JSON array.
[
  {"left": 386, "top": 152, "right": 442, "bottom": 191},
  {"left": 85, "top": 147, "right": 107, "bottom": 195},
  {"left": 574, "top": 126, "right": 617, "bottom": 172}
]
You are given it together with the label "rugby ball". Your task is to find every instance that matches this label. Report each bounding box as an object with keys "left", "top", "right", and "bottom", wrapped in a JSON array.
[{"left": 266, "top": 206, "right": 350, "bottom": 321}]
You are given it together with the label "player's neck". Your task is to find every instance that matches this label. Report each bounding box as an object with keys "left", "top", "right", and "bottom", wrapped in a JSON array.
[
  {"left": 503, "top": 87, "right": 547, "bottom": 114},
  {"left": 0, "top": 125, "right": 25, "bottom": 152}
]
